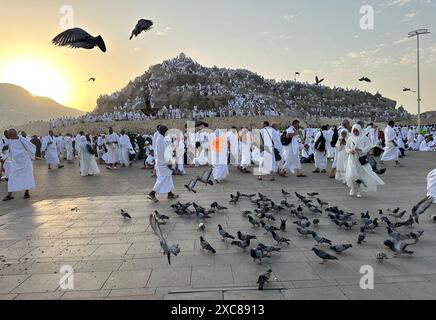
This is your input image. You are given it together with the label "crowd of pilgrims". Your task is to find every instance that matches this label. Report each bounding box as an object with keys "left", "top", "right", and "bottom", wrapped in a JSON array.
[{"left": 0, "top": 121, "right": 435, "bottom": 201}]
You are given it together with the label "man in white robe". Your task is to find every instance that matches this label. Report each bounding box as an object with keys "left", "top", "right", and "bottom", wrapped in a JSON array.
[
  {"left": 56, "top": 134, "right": 65, "bottom": 160},
  {"left": 147, "top": 126, "right": 179, "bottom": 203},
  {"left": 2, "top": 129, "right": 35, "bottom": 201},
  {"left": 119, "top": 131, "right": 133, "bottom": 167},
  {"left": 65, "top": 134, "right": 74, "bottom": 163},
  {"left": 210, "top": 129, "right": 229, "bottom": 182},
  {"left": 380, "top": 121, "right": 402, "bottom": 167},
  {"left": 105, "top": 127, "right": 119, "bottom": 170},
  {"left": 226, "top": 127, "right": 239, "bottom": 167},
  {"left": 284, "top": 120, "right": 306, "bottom": 177},
  {"left": 428, "top": 169, "right": 436, "bottom": 203},
  {"left": 258, "top": 121, "right": 276, "bottom": 181},
  {"left": 420, "top": 137, "right": 434, "bottom": 151},
  {"left": 239, "top": 127, "right": 252, "bottom": 173},
  {"left": 41, "top": 131, "right": 64, "bottom": 170}
]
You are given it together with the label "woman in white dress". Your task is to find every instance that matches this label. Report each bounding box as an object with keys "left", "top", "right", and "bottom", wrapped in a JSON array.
[
  {"left": 335, "top": 129, "right": 349, "bottom": 184},
  {"left": 345, "top": 124, "right": 384, "bottom": 198},
  {"left": 79, "top": 136, "right": 100, "bottom": 177}
]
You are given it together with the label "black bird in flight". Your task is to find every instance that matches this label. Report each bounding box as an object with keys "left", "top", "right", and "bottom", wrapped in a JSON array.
[
  {"left": 359, "top": 77, "right": 371, "bottom": 83},
  {"left": 52, "top": 28, "right": 106, "bottom": 52},
  {"left": 88, "top": 77, "right": 96, "bottom": 82},
  {"left": 403, "top": 87, "right": 416, "bottom": 93},
  {"left": 315, "top": 76, "right": 324, "bottom": 85},
  {"left": 130, "top": 19, "right": 154, "bottom": 40}
]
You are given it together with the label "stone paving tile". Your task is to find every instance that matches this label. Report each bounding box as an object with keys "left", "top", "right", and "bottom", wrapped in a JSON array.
[
  {"left": 102, "top": 270, "right": 151, "bottom": 290},
  {"left": 14, "top": 292, "right": 64, "bottom": 300},
  {"left": 61, "top": 290, "right": 111, "bottom": 299},
  {"left": 224, "top": 290, "right": 285, "bottom": 300},
  {"left": 90, "top": 244, "right": 132, "bottom": 257},
  {"left": 282, "top": 286, "right": 347, "bottom": 300},
  {"left": 12, "top": 274, "right": 60, "bottom": 294},
  {"left": 338, "top": 283, "right": 411, "bottom": 300},
  {"left": 107, "top": 288, "right": 156, "bottom": 297},
  {"left": 74, "top": 259, "right": 123, "bottom": 273},
  {"left": 191, "top": 265, "right": 234, "bottom": 288},
  {"left": 0, "top": 275, "right": 30, "bottom": 294},
  {"left": 147, "top": 267, "right": 191, "bottom": 288},
  {"left": 397, "top": 281, "right": 436, "bottom": 300},
  {"left": 164, "top": 291, "right": 224, "bottom": 300}
]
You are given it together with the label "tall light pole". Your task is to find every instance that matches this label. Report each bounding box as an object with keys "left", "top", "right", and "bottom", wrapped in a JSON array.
[{"left": 408, "top": 29, "right": 430, "bottom": 131}]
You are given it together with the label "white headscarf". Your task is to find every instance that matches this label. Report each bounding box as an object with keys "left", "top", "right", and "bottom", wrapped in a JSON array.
[{"left": 349, "top": 124, "right": 364, "bottom": 146}]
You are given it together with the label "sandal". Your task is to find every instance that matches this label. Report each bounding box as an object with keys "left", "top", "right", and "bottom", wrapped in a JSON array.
[
  {"left": 168, "top": 194, "right": 180, "bottom": 200},
  {"left": 2, "top": 195, "right": 14, "bottom": 202},
  {"left": 147, "top": 195, "right": 159, "bottom": 203}
]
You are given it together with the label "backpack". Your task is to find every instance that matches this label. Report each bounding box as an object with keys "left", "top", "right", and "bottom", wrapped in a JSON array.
[
  {"left": 314, "top": 132, "right": 326, "bottom": 152},
  {"left": 281, "top": 131, "right": 292, "bottom": 146},
  {"left": 331, "top": 129, "right": 339, "bottom": 147}
]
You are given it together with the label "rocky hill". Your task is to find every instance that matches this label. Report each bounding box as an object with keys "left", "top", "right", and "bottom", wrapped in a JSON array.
[
  {"left": 0, "top": 83, "right": 83, "bottom": 128},
  {"left": 94, "top": 53, "right": 411, "bottom": 123}
]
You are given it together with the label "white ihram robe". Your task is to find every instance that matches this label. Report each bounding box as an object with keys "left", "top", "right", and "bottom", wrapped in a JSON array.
[
  {"left": 335, "top": 130, "right": 349, "bottom": 183},
  {"left": 65, "top": 136, "right": 74, "bottom": 161},
  {"left": 119, "top": 134, "right": 133, "bottom": 166},
  {"left": 105, "top": 133, "right": 119, "bottom": 165},
  {"left": 78, "top": 137, "right": 100, "bottom": 177},
  {"left": 210, "top": 130, "right": 229, "bottom": 181},
  {"left": 259, "top": 127, "right": 276, "bottom": 175},
  {"left": 7, "top": 138, "right": 36, "bottom": 192},
  {"left": 345, "top": 125, "right": 384, "bottom": 193},
  {"left": 226, "top": 130, "right": 239, "bottom": 166},
  {"left": 239, "top": 130, "right": 252, "bottom": 169},
  {"left": 427, "top": 169, "right": 436, "bottom": 203},
  {"left": 381, "top": 126, "right": 399, "bottom": 162},
  {"left": 314, "top": 131, "right": 328, "bottom": 170},
  {"left": 41, "top": 136, "right": 60, "bottom": 166},
  {"left": 284, "top": 127, "right": 302, "bottom": 174},
  {"left": 152, "top": 134, "right": 174, "bottom": 193}
]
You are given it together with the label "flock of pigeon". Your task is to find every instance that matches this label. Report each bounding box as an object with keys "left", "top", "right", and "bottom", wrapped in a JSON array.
[{"left": 109, "top": 172, "right": 436, "bottom": 291}]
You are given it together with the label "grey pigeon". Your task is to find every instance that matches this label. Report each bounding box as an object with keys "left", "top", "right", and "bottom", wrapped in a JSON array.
[
  {"left": 260, "top": 221, "right": 280, "bottom": 233},
  {"left": 250, "top": 247, "right": 270, "bottom": 263},
  {"left": 257, "top": 269, "right": 272, "bottom": 290},
  {"left": 149, "top": 214, "right": 179, "bottom": 265},
  {"left": 312, "top": 247, "right": 338, "bottom": 264},
  {"left": 247, "top": 215, "right": 261, "bottom": 227},
  {"left": 311, "top": 231, "right": 332, "bottom": 246},
  {"left": 218, "top": 224, "right": 235, "bottom": 241},
  {"left": 120, "top": 209, "right": 132, "bottom": 219},
  {"left": 237, "top": 231, "right": 256, "bottom": 241},
  {"left": 231, "top": 239, "right": 250, "bottom": 250},
  {"left": 199, "top": 236, "right": 216, "bottom": 254},
  {"left": 329, "top": 244, "right": 352, "bottom": 254},
  {"left": 271, "top": 231, "right": 290, "bottom": 245}
]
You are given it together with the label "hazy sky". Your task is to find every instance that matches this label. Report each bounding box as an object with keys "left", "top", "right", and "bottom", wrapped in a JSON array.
[{"left": 0, "top": 0, "right": 435, "bottom": 113}]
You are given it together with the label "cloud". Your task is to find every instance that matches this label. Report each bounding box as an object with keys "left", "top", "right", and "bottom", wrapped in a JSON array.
[
  {"left": 394, "top": 37, "right": 413, "bottom": 44},
  {"left": 401, "top": 12, "right": 418, "bottom": 21},
  {"left": 156, "top": 27, "right": 172, "bottom": 36}
]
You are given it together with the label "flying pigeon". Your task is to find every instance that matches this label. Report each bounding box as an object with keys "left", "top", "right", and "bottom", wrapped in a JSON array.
[
  {"left": 384, "top": 237, "right": 418, "bottom": 256},
  {"left": 359, "top": 77, "right": 371, "bottom": 83},
  {"left": 184, "top": 178, "right": 198, "bottom": 193},
  {"left": 197, "top": 168, "right": 214, "bottom": 186},
  {"left": 315, "top": 76, "right": 324, "bottom": 85},
  {"left": 88, "top": 77, "right": 96, "bottom": 82},
  {"left": 52, "top": 28, "right": 106, "bottom": 52},
  {"left": 130, "top": 19, "right": 154, "bottom": 40},
  {"left": 149, "top": 213, "right": 180, "bottom": 265},
  {"left": 257, "top": 269, "right": 272, "bottom": 291},
  {"left": 282, "top": 189, "right": 290, "bottom": 197},
  {"left": 403, "top": 87, "right": 416, "bottom": 93},
  {"left": 411, "top": 196, "right": 434, "bottom": 223},
  {"left": 280, "top": 218, "right": 287, "bottom": 232},
  {"left": 154, "top": 210, "right": 170, "bottom": 223}
]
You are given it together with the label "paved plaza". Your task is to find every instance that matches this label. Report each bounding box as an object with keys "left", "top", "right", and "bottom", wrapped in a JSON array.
[{"left": 0, "top": 153, "right": 435, "bottom": 300}]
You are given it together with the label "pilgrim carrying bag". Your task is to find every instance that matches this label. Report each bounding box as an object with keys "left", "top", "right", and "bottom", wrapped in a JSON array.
[
  {"left": 358, "top": 155, "right": 369, "bottom": 166},
  {"left": 87, "top": 144, "right": 96, "bottom": 155}
]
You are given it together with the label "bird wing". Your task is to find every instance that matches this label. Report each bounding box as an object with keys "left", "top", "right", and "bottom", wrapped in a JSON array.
[
  {"left": 199, "top": 167, "right": 213, "bottom": 182},
  {"left": 52, "top": 28, "right": 91, "bottom": 47},
  {"left": 137, "top": 19, "right": 154, "bottom": 30},
  {"left": 412, "top": 196, "right": 433, "bottom": 216},
  {"left": 149, "top": 214, "right": 164, "bottom": 240}
]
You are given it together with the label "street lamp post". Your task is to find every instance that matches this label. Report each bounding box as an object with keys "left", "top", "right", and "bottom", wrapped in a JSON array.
[{"left": 408, "top": 29, "right": 430, "bottom": 131}]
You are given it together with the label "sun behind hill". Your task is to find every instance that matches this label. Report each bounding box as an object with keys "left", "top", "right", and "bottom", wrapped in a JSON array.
[{"left": 0, "top": 57, "right": 71, "bottom": 105}]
